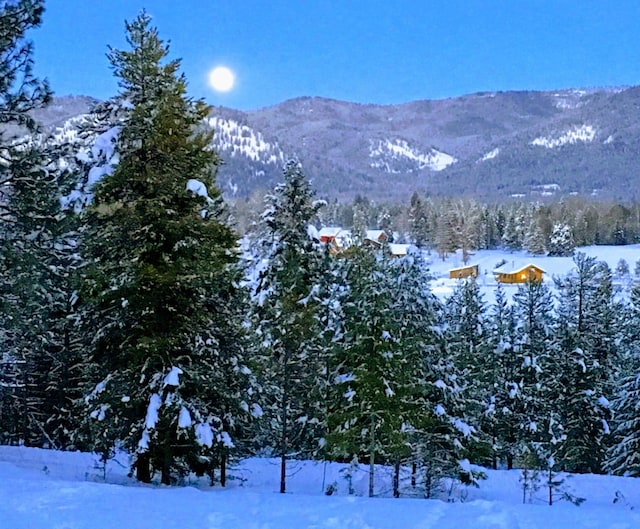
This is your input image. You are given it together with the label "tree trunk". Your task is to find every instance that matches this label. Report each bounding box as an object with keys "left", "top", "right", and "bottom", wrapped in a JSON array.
[
  {"left": 393, "top": 460, "right": 400, "bottom": 498},
  {"left": 280, "top": 350, "right": 290, "bottom": 494},
  {"left": 136, "top": 452, "right": 151, "bottom": 483},
  {"left": 411, "top": 461, "right": 417, "bottom": 488},
  {"left": 220, "top": 447, "right": 227, "bottom": 487},
  {"left": 368, "top": 415, "right": 375, "bottom": 498}
]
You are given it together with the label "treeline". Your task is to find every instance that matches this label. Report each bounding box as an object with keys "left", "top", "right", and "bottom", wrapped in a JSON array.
[
  {"left": 232, "top": 190, "right": 640, "bottom": 260},
  {"left": 2, "top": 2, "right": 640, "bottom": 497}
]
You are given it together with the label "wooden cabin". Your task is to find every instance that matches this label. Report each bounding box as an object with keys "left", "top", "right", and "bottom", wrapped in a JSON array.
[
  {"left": 449, "top": 264, "right": 479, "bottom": 279},
  {"left": 364, "top": 230, "right": 389, "bottom": 246},
  {"left": 389, "top": 243, "right": 411, "bottom": 258},
  {"left": 318, "top": 227, "right": 342, "bottom": 244},
  {"left": 493, "top": 263, "right": 545, "bottom": 284}
]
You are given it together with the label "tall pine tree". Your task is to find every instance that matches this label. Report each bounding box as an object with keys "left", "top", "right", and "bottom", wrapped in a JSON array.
[
  {"left": 251, "top": 160, "right": 326, "bottom": 493},
  {"left": 78, "top": 13, "right": 255, "bottom": 484}
]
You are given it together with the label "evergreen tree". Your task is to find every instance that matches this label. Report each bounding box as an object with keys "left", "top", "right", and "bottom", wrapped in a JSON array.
[
  {"left": 443, "top": 277, "right": 488, "bottom": 459},
  {"left": 327, "top": 248, "right": 406, "bottom": 497},
  {"left": 327, "top": 248, "right": 469, "bottom": 497},
  {"left": 252, "top": 160, "right": 326, "bottom": 493},
  {"left": 484, "top": 285, "right": 520, "bottom": 468},
  {"left": 0, "top": 131, "right": 84, "bottom": 447},
  {"left": 77, "top": 13, "right": 254, "bottom": 484},
  {"left": 407, "top": 192, "right": 430, "bottom": 247},
  {"left": 510, "top": 280, "right": 555, "bottom": 465},
  {"left": 607, "top": 282, "right": 640, "bottom": 476},
  {"left": 0, "top": 0, "right": 55, "bottom": 444},
  {"left": 547, "top": 223, "right": 575, "bottom": 257},
  {"left": 0, "top": 0, "right": 51, "bottom": 139},
  {"left": 554, "top": 253, "right": 617, "bottom": 473},
  {"left": 435, "top": 207, "right": 458, "bottom": 260}
]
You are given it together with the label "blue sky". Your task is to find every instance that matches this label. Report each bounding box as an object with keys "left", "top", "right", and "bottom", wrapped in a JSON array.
[{"left": 32, "top": 1, "right": 640, "bottom": 110}]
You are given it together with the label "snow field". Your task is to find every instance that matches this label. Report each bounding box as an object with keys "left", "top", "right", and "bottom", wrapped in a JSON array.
[{"left": 1, "top": 446, "right": 640, "bottom": 529}]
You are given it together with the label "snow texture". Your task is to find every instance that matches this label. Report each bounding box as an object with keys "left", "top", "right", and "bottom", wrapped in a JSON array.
[
  {"left": 369, "top": 138, "right": 457, "bottom": 172},
  {"left": 163, "top": 366, "right": 183, "bottom": 387},
  {"left": 195, "top": 423, "right": 214, "bottom": 447},
  {"left": 2, "top": 445, "right": 640, "bottom": 529},
  {"left": 531, "top": 124, "right": 596, "bottom": 148},
  {"left": 178, "top": 407, "right": 192, "bottom": 428},
  {"left": 144, "top": 394, "right": 162, "bottom": 430},
  {"left": 208, "top": 116, "right": 285, "bottom": 166}
]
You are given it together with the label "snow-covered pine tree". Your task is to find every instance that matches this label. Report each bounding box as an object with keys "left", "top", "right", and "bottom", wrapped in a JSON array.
[
  {"left": 0, "top": 0, "right": 54, "bottom": 445},
  {"left": 483, "top": 284, "right": 519, "bottom": 469},
  {"left": 0, "top": 1, "right": 51, "bottom": 139},
  {"left": 407, "top": 192, "right": 431, "bottom": 248},
  {"left": 547, "top": 223, "right": 575, "bottom": 257},
  {"left": 442, "top": 277, "right": 489, "bottom": 463},
  {"left": 553, "top": 253, "right": 618, "bottom": 473},
  {"left": 501, "top": 204, "right": 527, "bottom": 251},
  {"left": 251, "top": 160, "right": 326, "bottom": 493},
  {"left": 327, "top": 247, "right": 404, "bottom": 497},
  {"left": 0, "top": 130, "right": 85, "bottom": 448},
  {"left": 390, "top": 250, "right": 472, "bottom": 497},
  {"left": 77, "top": 13, "right": 255, "bottom": 484},
  {"left": 606, "top": 281, "right": 640, "bottom": 476},
  {"left": 510, "top": 279, "right": 555, "bottom": 467},
  {"left": 327, "top": 247, "right": 469, "bottom": 498},
  {"left": 435, "top": 207, "right": 458, "bottom": 261}
]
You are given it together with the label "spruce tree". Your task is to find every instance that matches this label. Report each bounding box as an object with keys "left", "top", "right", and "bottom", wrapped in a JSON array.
[
  {"left": 510, "top": 279, "right": 555, "bottom": 466},
  {"left": 0, "top": 132, "right": 84, "bottom": 447},
  {"left": 327, "top": 248, "right": 468, "bottom": 497},
  {"left": 443, "top": 278, "right": 491, "bottom": 464},
  {"left": 484, "top": 285, "right": 519, "bottom": 468},
  {"left": 78, "top": 13, "right": 254, "bottom": 484},
  {"left": 0, "top": 0, "right": 51, "bottom": 138},
  {"left": 606, "top": 281, "right": 640, "bottom": 476},
  {"left": 553, "top": 253, "right": 617, "bottom": 473},
  {"left": 251, "top": 160, "right": 326, "bottom": 493},
  {"left": 327, "top": 247, "right": 406, "bottom": 497},
  {"left": 0, "top": 0, "right": 55, "bottom": 444}
]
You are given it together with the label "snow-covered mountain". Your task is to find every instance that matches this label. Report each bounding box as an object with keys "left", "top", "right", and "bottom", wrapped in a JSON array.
[{"left": 24, "top": 86, "right": 640, "bottom": 202}]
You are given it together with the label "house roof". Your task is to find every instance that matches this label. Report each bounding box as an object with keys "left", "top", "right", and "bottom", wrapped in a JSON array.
[
  {"left": 492, "top": 261, "right": 546, "bottom": 274},
  {"left": 449, "top": 263, "right": 479, "bottom": 273},
  {"left": 389, "top": 243, "right": 411, "bottom": 256},
  {"left": 318, "top": 226, "right": 342, "bottom": 238},
  {"left": 365, "top": 230, "right": 387, "bottom": 242}
]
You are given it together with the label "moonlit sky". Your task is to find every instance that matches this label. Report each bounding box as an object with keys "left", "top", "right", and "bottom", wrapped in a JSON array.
[{"left": 32, "top": 1, "right": 640, "bottom": 111}]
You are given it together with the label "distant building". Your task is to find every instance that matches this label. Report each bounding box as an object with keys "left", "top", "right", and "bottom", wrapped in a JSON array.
[
  {"left": 364, "top": 230, "right": 389, "bottom": 246},
  {"left": 318, "top": 227, "right": 342, "bottom": 244},
  {"left": 389, "top": 243, "right": 412, "bottom": 258},
  {"left": 449, "top": 264, "right": 479, "bottom": 279},
  {"left": 493, "top": 262, "right": 545, "bottom": 284}
]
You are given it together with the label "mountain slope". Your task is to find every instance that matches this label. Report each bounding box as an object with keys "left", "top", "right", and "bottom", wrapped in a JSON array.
[{"left": 22, "top": 87, "right": 640, "bottom": 203}]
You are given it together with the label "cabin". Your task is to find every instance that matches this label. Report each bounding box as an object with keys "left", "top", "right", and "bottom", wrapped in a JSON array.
[
  {"left": 328, "top": 229, "right": 353, "bottom": 255},
  {"left": 318, "top": 227, "right": 342, "bottom": 244},
  {"left": 389, "top": 243, "right": 411, "bottom": 258},
  {"left": 449, "top": 264, "right": 479, "bottom": 279},
  {"left": 364, "top": 230, "right": 389, "bottom": 246},
  {"left": 493, "top": 263, "right": 545, "bottom": 284}
]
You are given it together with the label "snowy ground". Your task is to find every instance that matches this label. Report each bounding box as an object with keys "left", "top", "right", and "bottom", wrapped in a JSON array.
[
  {"left": 424, "top": 244, "right": 640, "bottom": 304},
  {"left": 1, "top": 446, "right": 640, "bottom": 528}
]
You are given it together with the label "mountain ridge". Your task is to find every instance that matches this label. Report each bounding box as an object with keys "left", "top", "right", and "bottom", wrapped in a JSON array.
[{"left": 25, "top": 86, "right": 640, "bottom": 203}]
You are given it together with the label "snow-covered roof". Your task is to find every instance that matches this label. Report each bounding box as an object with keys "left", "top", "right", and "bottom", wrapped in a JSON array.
[
  {"left": 492, "top": 261, "right": 546, "bottom": 274},
  {"left": 318, "top": 226, "right": 342, "bottom": 238},
  {"left": 449, "top": 263, "right": 479, "bottom": 273},
  {"left": 365, "top": 230, "right": 387, "bottom": 242},
  {"left": 389, "top": 243, "right": 411, "bottom": 256}
]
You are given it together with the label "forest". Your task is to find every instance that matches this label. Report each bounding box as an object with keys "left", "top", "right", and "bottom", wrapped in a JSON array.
[{"left": 2, "top": 2, "right": 640, "bottom": 499}]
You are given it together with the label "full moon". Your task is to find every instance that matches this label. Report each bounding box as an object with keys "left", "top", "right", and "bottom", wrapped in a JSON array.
[{"left": 208, "top": 66, "right": 235, "bottom": 92}]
